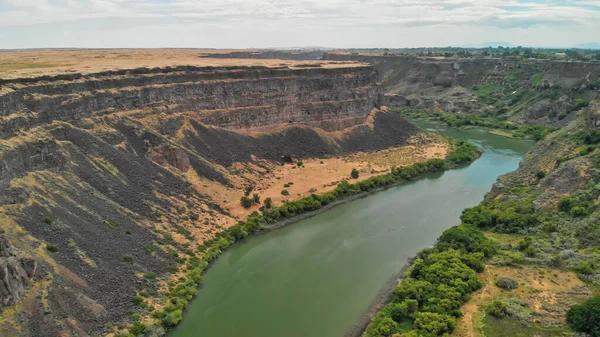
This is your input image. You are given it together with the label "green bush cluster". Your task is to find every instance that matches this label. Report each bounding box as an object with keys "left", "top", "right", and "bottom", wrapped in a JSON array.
[
  {"left": 558, "top": 196, "right": 594, "bottom": 217},
  {"left": 460, "top": 203, "right": 539, "bottom": 233},
  {"left": 365, "top": 224, "right": 493, "bottom": 337},
  {"left": 150, "top": 256, "right": 209, "bottom": 329},
  {"left": 486, "top": 300, "right": 509, "bottom": 318},
  {"left": 495, "top": 277, "right": 518, "bottom": 290},
  {"left": 396, "top": 109, "right": 555, "bottom": 141},
  {"left": 46, "top": 244, "right": 58, "bottom": 252},
  {"left": 567, "top": 296, "right": 600, "bottom": 336}
]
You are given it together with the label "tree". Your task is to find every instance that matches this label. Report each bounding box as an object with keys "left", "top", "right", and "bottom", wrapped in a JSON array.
[
  {"left": 351, "top": 168, "right": 360, "bottom": 179},
  {"left": 162, "top": 310, "right": 183, "bottom": 327},
  {"left": 240, "top": 196, "right": 253, "bottom": 208},
  {"left": 264, "top": 197, "right": 273, "bottom": 209},
  {"left": 244, "top": 186, "right": 254, "bottom": 197},
  {"left": 413, "top": 312, "right": 455, "bottom": 336},
  {"left": 567, "top": 296, "right": 600, "bottom": 336},
  {"left": 372, "top": 317, "right": 397, "bottom": 337},
  {"left": 252, "top": 193, "right": 260, "bottom": 204}
]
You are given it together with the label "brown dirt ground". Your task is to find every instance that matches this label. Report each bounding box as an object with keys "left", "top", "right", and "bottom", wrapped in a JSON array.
[
  {"left": 0, "top": 49, "right": 365, "bottom": 79},
  {"left": 452, "top": 264, "right": 592, "bottom": 337},
  {"left": 188, "top": 133, "right": 448, "bottom": 220}
]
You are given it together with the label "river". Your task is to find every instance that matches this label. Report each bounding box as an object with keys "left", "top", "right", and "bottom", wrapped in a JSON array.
[{"left": 170, "top": 121, "right": 532, "bottom": 337}]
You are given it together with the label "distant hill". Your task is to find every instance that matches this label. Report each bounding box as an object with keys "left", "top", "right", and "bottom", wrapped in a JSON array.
[
  {"left": 574, "top": 42, "right": 600, "bottom": 50},
  {"left": 465, "top": 42, "right": 517, "bottom": 48}
]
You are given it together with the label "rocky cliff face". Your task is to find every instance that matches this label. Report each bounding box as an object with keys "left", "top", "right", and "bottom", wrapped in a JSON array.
[
  {"left": 487, "top": 109, "right": 598, "bottom": 211},
  {"left": 323, "top": 53, "right": 600, "bottom": 126},
  {"left": 0, "top": 63, "right": 418, "bottom": 336},
  {"left": 0, "top": 65, "right": 382, "bottom": 138},
  {"left": 0, "top": 231, "right": 37, "bottom": 313}
]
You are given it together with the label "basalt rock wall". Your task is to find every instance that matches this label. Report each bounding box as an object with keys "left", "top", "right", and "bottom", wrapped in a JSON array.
[
  {"left": 0, "top": 65, "right": 382, "bottom": 138},
  {"left": 323, "top": 53, "right": 600, "bottom": 125},
  {"left": 0, "top": 63, "right": 419, "bottom": 336}
]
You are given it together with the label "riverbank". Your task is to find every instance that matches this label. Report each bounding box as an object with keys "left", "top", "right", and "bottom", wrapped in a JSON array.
[
  {"left": 150, "top": 139, "right": 482, "bottom": 335},
  {"left": 345, "top": 255, "right": 415, "bottom": 337},
  {"left": 392, "top": 107, "right": 556, "bottom": 141},
  {"left": 166, "top": 122, "right": 530, "bottom": 337}
]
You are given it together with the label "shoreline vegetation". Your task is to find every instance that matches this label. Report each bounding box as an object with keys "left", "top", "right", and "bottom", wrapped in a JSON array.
[
  {"left": 121, "top": 138, "right": 483, "bottom": 337},
  {"left": 362, "top": 116, "right": 600, "bottom": 337},
  {"left": 393, "top": 108, "right": 556, "bottom": 141}
]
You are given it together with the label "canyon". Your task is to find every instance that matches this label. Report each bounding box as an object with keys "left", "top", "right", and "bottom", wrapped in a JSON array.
[
  {"left": 0, "top": 48, "right": 598, "bottom": 337},
  {"left": 0, "top": 50, "right": 435, "bottom": 337}
]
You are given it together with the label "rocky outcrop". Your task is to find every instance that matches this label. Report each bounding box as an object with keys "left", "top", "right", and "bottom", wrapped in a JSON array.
[
  {"left": 488, "top": 119, "right": 584, "bottom": 198},
  {"left": 0, "top": 65, "right": 382, "bottom": 138},
  {"left": 323, "top": 53, "right": 600, "bottom": 126},
  {"left": 0, "top": 231, "right": 37, "bottom": 312}
]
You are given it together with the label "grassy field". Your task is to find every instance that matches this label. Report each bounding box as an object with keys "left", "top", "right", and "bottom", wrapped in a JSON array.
[
  {"left": 0, "top": 49, "right": 365, "bottom": 79},
  {"left": 483, "top": 317, "right": 571, "bottom": 337}
]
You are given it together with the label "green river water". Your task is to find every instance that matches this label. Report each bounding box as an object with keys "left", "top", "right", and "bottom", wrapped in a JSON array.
[{"left": 170, "top": 121, "right": 532, "bottom": 337}]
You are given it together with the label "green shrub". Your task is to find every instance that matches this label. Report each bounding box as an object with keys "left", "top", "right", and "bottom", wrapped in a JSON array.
[
  {"left": 351, "top": 168, "right": 360, "bottom": 179},
  {"left": 495, "top": 277, "right": 518, "bottom": 290},
  {"left": 43, "top": 216, "right": 53, "bottom": 224},
  {"left": 264, "top": 197, "right": 273, "bottom": 209},
  {"left": 45, "top": 244, "right": 58, "bottom": 252},
  {"left": 574, "top": 98, "right": 589, "bottom": 109},
  {"left": 132, "top": 295, "right": 145, "bottom": 306},
  {"left": 536, "top": 170, "right": 546, "bottom": 179},
  {"left": 143, "top": 272, "right": 157, "bottom": 280},
  {"left": 281, "top": 189, "right": 290, "bottom": 196},
  {"left": 438, "top": 224, "right": 496, "bottom": 257},
  {"left": 129, "top": 322, "right": 146, "bottom": 336},
  {"left": 486, "top": 300, "right": 509, "bottom": 318},
  {"left": 162, "top": 309, "right": 183, "bottom": 327},
  {"left": 123, "top": 255, "right": 134, "bottom": 262},
  {"left": 252, "top": 194, "right": 260, "bottom": 204},
  {"left": 240, "top": 196, "right": 253, "bottom": 208},
  {"left": 570, "top": 206, "right": 589, "bottom": 217},
  {"left": 566, "top": 296, "right": 600, "bottom": 335},
  {"left": 372, "top": 317, "right": 397, "bottom": 337},
  {"left": 413, "top": 312, "right": 456, "bottom": 336}
]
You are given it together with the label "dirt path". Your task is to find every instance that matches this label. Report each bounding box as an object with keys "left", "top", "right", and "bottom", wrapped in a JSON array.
[{"left": 454, "top": 266, "right": 492, "bottom": 337}]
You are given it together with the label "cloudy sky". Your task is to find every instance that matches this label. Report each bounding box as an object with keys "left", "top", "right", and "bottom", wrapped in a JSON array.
[{"left": 0, "top": 0, "right": 599, "bottom": 49}]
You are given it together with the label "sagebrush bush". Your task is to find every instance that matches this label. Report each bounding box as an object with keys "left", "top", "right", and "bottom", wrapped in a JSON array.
[{"left": 495, "top": 277, "right": 518, "bottom": 290}]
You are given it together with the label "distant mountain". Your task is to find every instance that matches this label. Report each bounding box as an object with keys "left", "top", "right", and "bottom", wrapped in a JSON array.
[
  {"left": 464, "top": 42, "right": 517, "bottom": 48},
  {"left": 574, "top": 43, "right": 600, "bottom": 50}
]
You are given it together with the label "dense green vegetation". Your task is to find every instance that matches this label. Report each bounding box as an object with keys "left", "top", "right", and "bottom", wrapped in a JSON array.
[
  {"left": 396, "top": 109, "right": 555, "bottom": 141},
  {"left": 349, "top": 46, "right": 600, "bottom": 61},
  {"left": 365, "top": 116, "right": 600, "bottom": 336},
  {"left": 566, "top": 296, "right": 600, "bottom": 336},
  {"left": 121, "top": 138, "right": 482, "bottom": 336},
  {"left": 364, "top": 224, "right": 493, "bottom": 337}
]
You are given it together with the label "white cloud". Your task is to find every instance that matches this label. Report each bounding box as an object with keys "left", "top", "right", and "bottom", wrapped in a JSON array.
[{"left": 0, "top": 0, "right": 598, "bottom": 48}]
